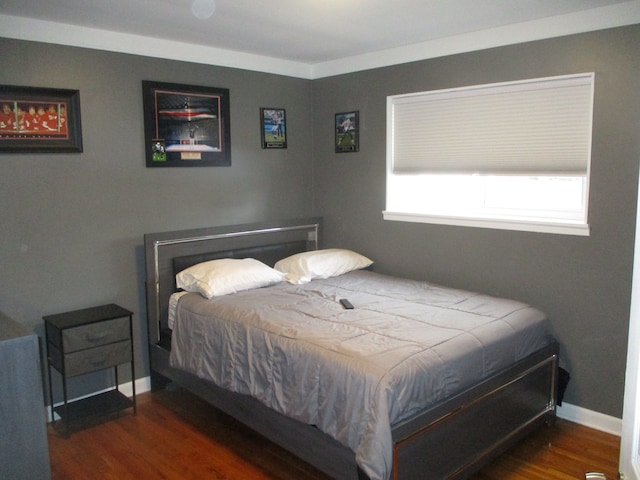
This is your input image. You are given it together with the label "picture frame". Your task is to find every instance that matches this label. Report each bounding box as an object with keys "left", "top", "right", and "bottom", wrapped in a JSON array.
[
  {"left": 0, "top": 85, "right": 83, "bottom": 153},
  {"left": 142, "top": 80, "right": 231, "bottom": 167},
  {"left": 335, "top": 111, "right": 359, "bottom": 153},
  {"left": 260, "top": 108, "right": 287, "bottom": 149}
]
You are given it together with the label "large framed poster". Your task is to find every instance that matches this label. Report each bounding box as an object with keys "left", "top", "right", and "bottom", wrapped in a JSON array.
[{"left": 142, "top": 80, "right": 231, "bottom": 167}]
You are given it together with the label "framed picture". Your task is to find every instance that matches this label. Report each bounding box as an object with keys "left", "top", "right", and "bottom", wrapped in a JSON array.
[
  {"left": 335, "top": 111, "right": 359, "bottom": 153},
  {"left": 0, "top": 85, "right": 82, "bottom": 153},
  {"left": 260, "top": 108, "right": 287, "bottom": 149},
  {"left": 142, "top": 80, "right": 231, "bottom": 167}
]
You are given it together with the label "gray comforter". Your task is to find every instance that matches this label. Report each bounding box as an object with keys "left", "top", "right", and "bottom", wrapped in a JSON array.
[{"left": 169, "top": 270, "right": 553, "bottom": 480}]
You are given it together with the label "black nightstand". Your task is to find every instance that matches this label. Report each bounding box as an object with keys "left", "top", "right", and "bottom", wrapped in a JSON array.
[{"left": 44, "top": 303, "right": 136, "bottom": 433}]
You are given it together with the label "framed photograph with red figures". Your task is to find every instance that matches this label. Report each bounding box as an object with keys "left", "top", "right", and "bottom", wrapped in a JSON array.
[{"left": 0, "top": 85, "right": 82, "bottom": 153}]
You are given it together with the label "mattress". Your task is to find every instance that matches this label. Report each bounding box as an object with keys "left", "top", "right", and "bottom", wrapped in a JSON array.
[{"left": 169, "top": 270, "right": 554, "bottom": 480}]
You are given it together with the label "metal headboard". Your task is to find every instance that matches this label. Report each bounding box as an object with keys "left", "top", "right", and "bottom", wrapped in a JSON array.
[{"left": 144, "top": 217, "right": 322, "bottom": 344}]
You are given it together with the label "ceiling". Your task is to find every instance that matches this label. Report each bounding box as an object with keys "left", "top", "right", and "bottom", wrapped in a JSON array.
[{"left": 1, "top": 0, "right": 639, "bottom": 78}]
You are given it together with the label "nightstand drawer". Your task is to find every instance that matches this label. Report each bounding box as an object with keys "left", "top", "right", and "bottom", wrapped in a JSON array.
[
  {"left": 60, "top": 317, "right": 130, "bottom": 352},
  {"left": 63, "top": 339, "right": 132, "bottom": 376}
]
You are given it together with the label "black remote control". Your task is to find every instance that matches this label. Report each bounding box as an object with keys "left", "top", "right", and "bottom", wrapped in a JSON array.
[{"left": 339, "top": 298, "right": 354, "bottom": 309}]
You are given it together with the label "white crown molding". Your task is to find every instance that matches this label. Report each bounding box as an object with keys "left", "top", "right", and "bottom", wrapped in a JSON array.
[
  {"left": 0, "top": 14, "right": 313, "bottom": 79},
  {"left": 311, "top": 1, "right": 640, "bottom": 78},
  {"left": 2, "top": 2, "right": 639, "bottom": 79}
]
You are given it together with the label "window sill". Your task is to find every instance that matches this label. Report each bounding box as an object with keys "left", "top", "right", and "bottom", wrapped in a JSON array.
[{"left": 382, "top": 211, "right": 590, "bottom": 236}]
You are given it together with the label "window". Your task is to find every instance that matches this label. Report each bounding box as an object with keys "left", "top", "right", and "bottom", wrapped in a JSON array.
[{"left": 384, "top": 73, "right": 594, "bottom": 236}]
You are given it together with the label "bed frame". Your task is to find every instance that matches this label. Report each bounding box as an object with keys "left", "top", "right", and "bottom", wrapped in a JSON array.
[{"left": 144, "top": 217, "right": 559, "bottom": 480}]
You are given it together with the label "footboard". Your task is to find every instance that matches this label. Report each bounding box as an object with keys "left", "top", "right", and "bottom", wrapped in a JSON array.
[
  {"left": 391, "top": 342, "right": 558, "bottom": 479},
  {"left": 150, "top": 339, "right": 557, "bottom": 480}
]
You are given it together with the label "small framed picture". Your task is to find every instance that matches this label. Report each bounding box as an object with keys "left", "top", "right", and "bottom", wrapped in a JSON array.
[
  {"left": 260, "top": 108, "right": 287, "bottom": 149},
  {"left": 142, "top": 80, "right": 231, "bottom": 167},
  {"left": 0, "top": 85, "right": 83, "bottom": 153},
  {"left": 335, "top": 111, "right": 359, "bottom": 153}
]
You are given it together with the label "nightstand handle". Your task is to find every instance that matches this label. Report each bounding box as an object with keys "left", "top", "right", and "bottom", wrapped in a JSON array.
[{"left": 85, "top": 332, "right": 108, "bottom": 343}]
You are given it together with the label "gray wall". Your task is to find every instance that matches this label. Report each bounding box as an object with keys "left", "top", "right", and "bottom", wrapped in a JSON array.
[
  {"left": 0, "top": 38, "right": 313, "bottom": 401},
  {"left": 311, "top": 25, "right": 640, "bottom": 417},
  {"left": 1, "top": 25, "right": 639, "bottom": 419}
]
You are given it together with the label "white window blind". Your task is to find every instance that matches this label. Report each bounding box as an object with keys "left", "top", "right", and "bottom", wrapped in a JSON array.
[{"left": 389, "top": 73, "right": 594, "bottom": 175}]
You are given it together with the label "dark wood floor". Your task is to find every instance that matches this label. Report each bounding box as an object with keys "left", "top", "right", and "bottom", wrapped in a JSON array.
[{"left": 48, "top": 388, "right": 621, "bottom": 480}]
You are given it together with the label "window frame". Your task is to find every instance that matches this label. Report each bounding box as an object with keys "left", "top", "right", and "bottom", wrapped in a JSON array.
[{"left": 384, "top": 73, "right": 594, "bottom": 236}]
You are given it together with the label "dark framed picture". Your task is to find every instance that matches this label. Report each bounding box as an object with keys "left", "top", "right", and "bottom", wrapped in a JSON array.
[
  {"left": 335, "top": 111, "right": 359, "bottom": 153},
  {"left": 260, "top": 108, "right": 287, "bottom": 149},
  {"left": 0, "top": 85, "right": 82, "bottom": 153},
  {"left": 142, "top": 80, "right": 231, "bottom": 167}
]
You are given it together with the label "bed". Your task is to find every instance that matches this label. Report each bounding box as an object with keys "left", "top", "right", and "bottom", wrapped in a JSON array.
[{"left": 144, "top": 217, "right": 559, "bottom": 480}]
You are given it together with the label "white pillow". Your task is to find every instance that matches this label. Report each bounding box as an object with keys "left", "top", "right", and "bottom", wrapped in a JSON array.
[
  {"left": 274, "top": 248, "right": 373, "bottom": 284},
  {"left": 176, "top": 258, "right": 284, "bottom": 298}
]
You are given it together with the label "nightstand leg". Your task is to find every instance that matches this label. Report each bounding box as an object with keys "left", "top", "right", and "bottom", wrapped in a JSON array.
[
  {"left": 131, "top": 359, "right": 136, "bottom": 414},
  {"left": 128, "top": 314, "right": 136, "bottom": 414},
  {"left": 61, "top": 374, "right": 69, "bottom": 436},
  {"left": 47, "top": 363, "right": 55, "bottom": 423}
]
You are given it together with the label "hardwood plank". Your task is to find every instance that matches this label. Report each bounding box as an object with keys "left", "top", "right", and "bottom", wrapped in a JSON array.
[{"left": 48, "top": 388, "right": 620, "bottom": 479}]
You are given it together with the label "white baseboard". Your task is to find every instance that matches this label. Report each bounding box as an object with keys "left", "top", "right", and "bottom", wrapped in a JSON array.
[
  {"left": 50, "top": 377, "right": 623, "bottom": 439},
  {"left": 119, "top": 376, "right": 151, "bottom": 397},
  {"left": 557, "top": 402, "right": 622, "bottom": 436}
]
